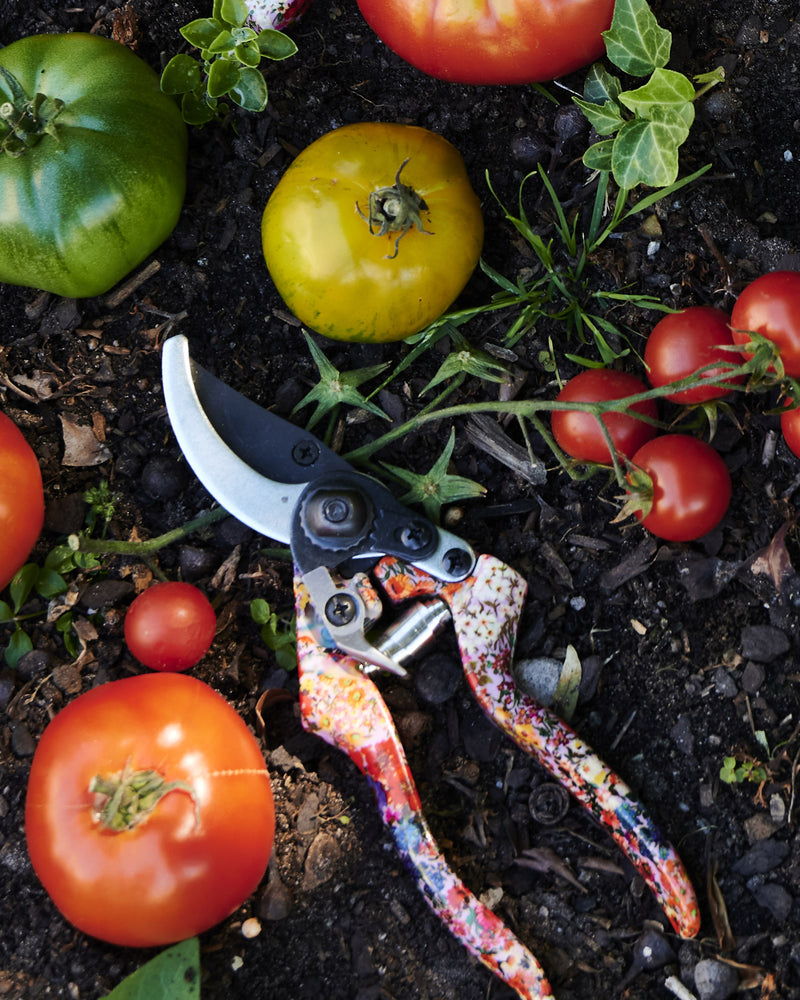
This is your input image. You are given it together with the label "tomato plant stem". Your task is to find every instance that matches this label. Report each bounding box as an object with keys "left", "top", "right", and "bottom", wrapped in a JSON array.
[{"left": 68, "top": 505, "right": 230, "bottom": 557}]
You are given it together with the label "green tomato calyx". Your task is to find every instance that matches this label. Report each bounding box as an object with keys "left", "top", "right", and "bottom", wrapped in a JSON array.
[
  {"left": 89, "top": 759, "right": 199, "bottom": 833},
  {"left": 356, "top": 159, "right": 432, "bottom": 259},
  {"left": 0, "top": 66, "right": 64, "bottom": 157}
]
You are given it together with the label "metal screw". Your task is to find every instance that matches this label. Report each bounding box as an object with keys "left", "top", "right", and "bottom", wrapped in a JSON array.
[
  {"left": 399, "top": 521, "right": 433, "bottom": 552},
  {"left": 291, "top": 440, "right": 320, "bottom": 467},
  {"left": 442, "top": 547, "right": 473, "bottom": 577},
  {"left": 321, "top": 497, "right": 351, "bottom": 524},
  {"left": 324, "top": 593, "right": 357, "bottom": 627}
]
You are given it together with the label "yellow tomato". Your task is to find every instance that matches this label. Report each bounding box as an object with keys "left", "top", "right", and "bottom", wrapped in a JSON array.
[{"left": 261, "top": 123, "right": 483, "bottom": 343}]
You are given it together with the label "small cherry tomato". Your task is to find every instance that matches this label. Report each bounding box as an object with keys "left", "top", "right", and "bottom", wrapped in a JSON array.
[
  {"left": 125, "top": 582, "right": 216, "bottom": 671},
  {"left": 0, "top": 411, "right": 44, "bottom": 591},
  {"left": 551, "top": 369, "right": 658, "bottom": 464},
  {"left": 628, "top": 434, "right": 731, "bottom": 542},
  {"left": 731, "top": 270, "right": 800, "bottom": 376},
  {"left": 25, "top": 673, "right": 275, "bottom": 947},
  {"left": 644, "top": 306, "right": 743, "bottom": 403},
  {"left": 781, "top": 401, "right": 800, "bottom": 458},
  {"left": 261, "top": 122, "right": 483, "bottom": 343}
]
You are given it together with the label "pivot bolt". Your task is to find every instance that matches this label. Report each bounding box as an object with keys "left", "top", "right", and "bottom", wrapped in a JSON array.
[
  {"left": 442, "top": 548, "right": 473, "bottom": 578},
  {"left": 291, "top": 440, "right": 320, "bottom": 467}
]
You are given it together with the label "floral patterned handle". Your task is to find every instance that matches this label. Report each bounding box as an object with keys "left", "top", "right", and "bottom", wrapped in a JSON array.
[
  {"left": 294, "top": 569, "right": 554, "bottom": 1000},
  {"left": 374, "top": 554, "right": 701, "bottom": 940}
]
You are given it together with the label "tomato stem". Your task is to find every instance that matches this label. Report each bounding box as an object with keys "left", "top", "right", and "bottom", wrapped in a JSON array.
[
  {"left": 356, "top": 159, "right": 432, "bottom": 259},
  {"left": 0, "top": 67, "right": 64, "bottom": 156},
  {"left": 90, "top": 759, "right": 199, "bottom": 833}
]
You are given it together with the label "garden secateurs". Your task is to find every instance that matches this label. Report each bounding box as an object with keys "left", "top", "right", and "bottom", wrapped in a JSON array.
[{"left": 161, "top": 334, "right": 700, "bottom": 999}]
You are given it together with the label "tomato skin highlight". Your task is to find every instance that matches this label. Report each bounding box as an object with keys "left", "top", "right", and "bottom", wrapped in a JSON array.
[
  {"left": 0, "top": 411, "right": 44, "bottom": 591},
  {"left": 0, "top": 33, "right": 187, "bottom": 298},
  {"left": 731, "top": 271, "right": 800, "bottom": 376},
  {"left": 25, "top": 673, "right": 275, "bottom": 947},
  {"left": 261, "top": 123, "right": 483, "bottom": 343},
  {"left": 629, "top": 434, "right": 731, "bottom": 542},
  {"left": 644, "top": 306, "right": 743, "bottom": 404},
  {"left": 356, "top": 0, "right": 614, "bottom": 84},
  {"left": 124, "top": 582, "right": 217, "bottom": 672},
  {"left": 551, "top": 369, "right": 658, "bottom": 464}
]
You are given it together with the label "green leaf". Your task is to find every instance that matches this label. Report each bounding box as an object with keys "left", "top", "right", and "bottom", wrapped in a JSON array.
[
  {"left": 0, "top": 601, "right": 13, "bottom": 624},
  {"left": 618, "top": 68, "right": 695, "bottom": 122},
  {"left": 9, "top": 564, "right": 38, "bottom": 615},
  {"left": 250, "top": 598, "right": 271, "bottom": 625},
  {"left": 602, "top": 0, "right": 672, "bottom": 77},
  {"left": 611, "top": 109, "right": 691, "bottom": 188},
  {"left": 207, "top": 57, "right": 241, "bottom": 99},
  {"left": 234, "top": 40, "right": 262, "bottom": 68},
  {"left": 573, "top": 97, "right": 625, "bottom": 136},
  {"left": 257, "top": 29, "right": 299, "bottom": 60},
  {"left": 208, "top": 29, "right": 237, "bottom": 54},
  {"left": 180, "top": 17, "right": 226, "bottom": 50},
  {"left": 103, "top": 938, "right": 200, "bottom": 1000},
  {"left": 582, "top": 63, "right": 622, "bottom": 105},
  {"left": 181, "top": 92, "right": 218, "bottom": 126},
  {"left": 220, "top": 0, "right": 250, "bottom": 27},
  {"left": 420, "top": 332, "right": 508, "bottom": 395},
  {"left": 160, "top": 54, "right": 202, "bottom": 96},
  {"left": 582, "top": 138, "right": 615, "bottom": 172},
  {"left": 5, "top": 627, "right": 33, "bottom": 669},
  {"left": 231, "top": 66, "right": 268, "bottom": 111},
  {"left": 34, "top": 569, "right": 68, "bottom": 600}
]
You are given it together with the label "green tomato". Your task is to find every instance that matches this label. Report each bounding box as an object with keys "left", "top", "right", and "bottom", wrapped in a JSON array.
[{"left": 0, "top": 33, "right": 187, "bottom": 298}]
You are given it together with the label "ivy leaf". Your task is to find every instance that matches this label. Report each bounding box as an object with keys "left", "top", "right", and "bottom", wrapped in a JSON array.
[
  {"left": 618, "top": 67, "right": 696, "bottom": 123},
  {"left": 582, "top": 138, "right": 615, "bottom": 172},
  {"left": 610, "top": 108, "right": 692, "bottom": 188},
  {"left": 573, "top": 97, "right": 625, "bottom": 136},
  {"left": 383, "top": 428, "right": 486, "bottom": 524},
  {"left": 103, "top": 938, "right": 200, "bottom": 1000},
  {"left": 582, "top": 63, "right": 622, "bottom": 105},
  {"left": 602, "top": 0, "right": 672, "bottom": 77}
]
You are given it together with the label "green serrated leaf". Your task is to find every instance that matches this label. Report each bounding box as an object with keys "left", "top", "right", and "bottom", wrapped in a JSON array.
[
  {"left": 103, "top": 938, "right": 200, "bottom": 1000},
  {"left": 160, "top": 54, "right": 203, "bottom": 95},
  {"left": 602, "top": 0, "right": 672, "bottom": 77},
  {"left": 231, "top": 66, "right": 268, "bottom": 110},
  {"left": 180, "top": 17, "right": 226, "bottom": 49},
  {"left": 207, "top": 57, "right": 241, "bottom": 98},
  {"left": 582, "top": 63, "right": 622, "bottom": 105},
  {"left": 257, "top": 28, "right": 299, "bottom": 60},
  {"left": 573, "top": 97, "right": 625, "bottom": 136},
  {"left": 618, "top": 67, "right": 695, "bottom": 121}
]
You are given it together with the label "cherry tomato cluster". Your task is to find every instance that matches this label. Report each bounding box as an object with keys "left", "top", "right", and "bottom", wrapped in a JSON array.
[{"left": 552, "top": 271, "right": 800, "bottom": 542}]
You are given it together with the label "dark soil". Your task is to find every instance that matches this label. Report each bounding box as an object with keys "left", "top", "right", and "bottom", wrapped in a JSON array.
[{"left": 2, "top": 2, "right": 800, "bottom": 999}]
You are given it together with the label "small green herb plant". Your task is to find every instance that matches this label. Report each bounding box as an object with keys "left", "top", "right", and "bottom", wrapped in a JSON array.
[
  {"left": 720, "top": 755, "right": 768, "bottom": 785},
  {"left": 161, "top": 0, "right": 298, "bottom": 125},
  {"left": 574, "top": 0, "right": 724, "bottom": 189},
  {"left": 250, "top": 598, "right": 296, "bottom": 670}
]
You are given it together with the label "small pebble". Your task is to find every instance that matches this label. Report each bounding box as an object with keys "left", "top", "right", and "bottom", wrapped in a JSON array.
[
  {"left": 740, "top": 624, "right": 790, "bottom": 662},
  {"left": 241, "top": 917, "right": 261, "bottom": 939},
  {"left": 740, "top": 660, "right": 765, "bottom": 694},
  {"left": 414, "top": 652, "right": 462, "bottom": 705},
  {"left": 140, "top": 454, "right": 187, "bottom": 500},
  {"left": 694, "top": 957, "right": 739, "bottom": 1000},
  {"left": 752, "top": 882, "right": 793, "bottom": 921},
  {"left": 714, "top": 667, "right": 738, "bottom": 699},
  {"left": 732, "top": 838, "right": 790, "bottom": 876}
]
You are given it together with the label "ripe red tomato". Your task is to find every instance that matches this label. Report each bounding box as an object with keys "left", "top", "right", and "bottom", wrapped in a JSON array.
[
  {"left": 0, "top": 411, "right": 44, "bottom": 591},
  {"left": 731, "top": 270, "right": 800, "bottom": 376},
  {"left": 551, "top": 369, "right": 658, "bottom": 464},
  {"left": 628, "top": 435, "right": 731, "bottom": 542},
  {"left": 356, "top": 0, "right": 614, "bottom": 84},
  {"left": 25, "top": 673, "right": 275, "bottom": 947},
  {"left": 644, "top": 306, "right": 743, "bottom": 403},
  {"left": 781, "top": 401, "right": 800, "bottom": 458},
  {"left": 125, "top": 582, "right": 216, "bottom": 671}
]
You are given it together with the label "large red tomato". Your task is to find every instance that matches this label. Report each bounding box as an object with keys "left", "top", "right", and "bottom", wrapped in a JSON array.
[
  {"left": 356, "top": 0, "right": 615, "bottom": 84},
  {"left": 551, "top": 369, "right": 658, "bottom": 464},
  {"left": 644, "top": 306, "right": 743, "bottom": 404},
  {"left": 731, "top": 270, "right": 800, "bottom": 376},
  {"left": 0, "top": 411, "right": 44, "bottom": 591},
  {"left": 25, "top": 673, "right": 275, "bottom": 947}
]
